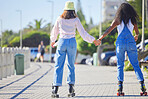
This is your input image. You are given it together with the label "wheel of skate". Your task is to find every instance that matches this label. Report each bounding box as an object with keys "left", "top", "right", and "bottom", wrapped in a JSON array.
[
  {"left": 117, "top": 92, "right": 120, "bottom": 96},
  {"left": 51, "top": 94, "right": 55, "bottom": 98},
  {"left": 68, "top": 94, "right": 71, "bottom": 97},
  {"left": 121, "top": 92, "right": 124, "bottom": 96},
  {"left": 140, "top": 92, "right": 143, "bottom": 96},
  {"left": 72, "top": 93, "right": 75, "bottom": 97},
  {"left": 51, "top": 94, "right": 59, "bottom": 98},
  {"left": 144, "top": 92, "right": 147, "bottom": 96},
  {"left": 56, "top": 94, "right": 59, "bottom": 98},
  {"left": 68, "top": 93, "right": 75, "bottom": 97}
]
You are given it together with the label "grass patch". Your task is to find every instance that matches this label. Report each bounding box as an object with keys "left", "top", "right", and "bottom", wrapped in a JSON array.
[
  {"left": 124, "top": 61, "right": 134, "bottom": 71},
  {"left": 144, "top": 68, "right": 148, "bottom": 79}
]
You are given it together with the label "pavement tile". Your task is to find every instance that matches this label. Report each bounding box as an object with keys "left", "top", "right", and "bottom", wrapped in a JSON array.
[{"left": 0, "top": 62, "right": 148, "bottom": 99}]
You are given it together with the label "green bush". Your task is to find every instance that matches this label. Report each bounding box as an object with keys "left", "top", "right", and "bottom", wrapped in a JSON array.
[
  {"left": 144, "top": 68, "right": 148, "bottom": 79},
  {"left": 136, "top": 28, "right": 148, "bottom": 44},
  {"left": 9, "top": 31, "right": 50, "bottom": 47},
  {"left": 76, "top": 26, "right": 99, "bottom": 56},
  {"left": 124, "top": 61, "right": 134, "bottom": 71}
]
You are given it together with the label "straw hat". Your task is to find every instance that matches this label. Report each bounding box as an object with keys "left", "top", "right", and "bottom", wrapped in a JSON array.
[{"left": 64, "top": 1, "right": 75, "bottom": 10}]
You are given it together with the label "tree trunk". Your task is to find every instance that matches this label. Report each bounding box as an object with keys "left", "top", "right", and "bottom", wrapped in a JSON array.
[{"left": 138, "top": 49, "right": 148, "bottom": 61}]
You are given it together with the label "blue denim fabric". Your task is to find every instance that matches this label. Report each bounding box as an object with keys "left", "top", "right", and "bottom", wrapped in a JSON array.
[
  {"left": 53, "top": 37, "right": 77, "bottom": 86},
  {"left": 116, "top": 25, "right": 144, "bottom": 82}
]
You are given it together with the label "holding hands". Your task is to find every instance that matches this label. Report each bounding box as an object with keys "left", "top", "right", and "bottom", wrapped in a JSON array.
[
  {"left": 93, "top": 39, "right": 101, "bottom": 46},
  {"left": 51, "top": 42, "right": 55, "bottom": 48},
  {"left": 51, "top": 39, "right": 102, "bottom": 48}
]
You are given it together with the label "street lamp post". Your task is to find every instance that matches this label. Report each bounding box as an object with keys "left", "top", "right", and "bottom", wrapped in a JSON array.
[
  {"left": 99, "top": 0, "right": 102, "bottom": 39},
  {"left": 97, "top": 0, "right": 102, "bottom": 66},
  {"left": 141, "top": 0, "right": 145, "bottom": 51},
  {"left": 140, "top": 0, "right": 145, "bottom": 70},
  {"left": 0, "top": 19, "right": 2, "bottom": 47},
  {"left": 48, "top": 0, "right": 54, "bottom": 62},
  {"left": 16, "top": 10, "right": 22, "bottom": 48}
]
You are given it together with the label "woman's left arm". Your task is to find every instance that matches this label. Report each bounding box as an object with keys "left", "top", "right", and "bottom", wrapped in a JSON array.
[
  {"left": 50, "top": 18, "right": 60, "bottom": 48},
  {"left": 76, "top": 18, "right": 95, "bottom": 43}
]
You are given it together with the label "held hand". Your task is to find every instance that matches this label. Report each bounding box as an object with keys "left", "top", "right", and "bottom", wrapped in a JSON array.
[
  {"left": 97, "top": 39, "right": 101, "bottom": 46},
  {"left": 134, "top": 35, "right": 138, "bottom": 41},
  {"left": 93, "top": 40, "right": 101, "bottom": 46},
  {"left": 51, "top": 42, "right": 55, "bottom": 48}
]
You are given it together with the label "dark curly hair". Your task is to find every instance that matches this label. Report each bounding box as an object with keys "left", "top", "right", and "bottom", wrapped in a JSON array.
[{"left": 115, "top": 3, "right": 139, "bottom": 25}]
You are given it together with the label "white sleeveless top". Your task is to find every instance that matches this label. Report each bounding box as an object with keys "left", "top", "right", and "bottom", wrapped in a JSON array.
[{"left": 117, "top": 19, "right": 134, "bottom": 36}]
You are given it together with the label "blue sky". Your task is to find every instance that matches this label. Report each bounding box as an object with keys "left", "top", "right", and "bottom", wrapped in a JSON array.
[{"left": 0, "top": 0, "right": 101, "bottom": 33}]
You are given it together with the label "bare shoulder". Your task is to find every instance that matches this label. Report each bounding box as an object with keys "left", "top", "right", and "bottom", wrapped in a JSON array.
[
  {"left": 112, "top": 18, "right": 120, "bottom": 26},
  {"left": 38, "top": 44, "right": 41, "bottom": 48},
  {"left": 133, "top": 23, "right": 137, "bottom": 27}
]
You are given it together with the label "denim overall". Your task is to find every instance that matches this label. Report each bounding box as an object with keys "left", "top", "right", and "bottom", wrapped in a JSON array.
[
  {"left": 116, "top": 23, "right": 144, "bottom": 82},
  {"left": 53, "top": 37, "right": 77, "bottom": 86}
]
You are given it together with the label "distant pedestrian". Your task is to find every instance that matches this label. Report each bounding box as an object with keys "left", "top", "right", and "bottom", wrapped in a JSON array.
[
  {"left": 38, "top": 41, "right": 45, "bottom": 62},
  {"left": 97, "top": 3, "right": 147, "bottom": 96},
  {"left": 50, "top": 1, "right": 100, "bottom": 98}
]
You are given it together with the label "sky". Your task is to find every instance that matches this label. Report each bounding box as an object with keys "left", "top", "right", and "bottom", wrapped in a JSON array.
[{"left": 0, "top": 0, "right": 101, "bottom": 34}]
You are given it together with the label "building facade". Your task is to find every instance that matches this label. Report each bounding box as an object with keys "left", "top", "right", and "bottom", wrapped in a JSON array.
[
  {"left": 146, "top": 0, "right": 148, "bottom": 27},
  {"left": 102, "top": 0, "right": 125, "bottom": 22}
]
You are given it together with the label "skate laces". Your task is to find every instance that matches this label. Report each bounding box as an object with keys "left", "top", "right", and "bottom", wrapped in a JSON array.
[
  {"left": 117, "top": 84, "right": 122, "bottom": 91},
  {"left": 140, "top": 84, "right": 146, "bottom": 91}
]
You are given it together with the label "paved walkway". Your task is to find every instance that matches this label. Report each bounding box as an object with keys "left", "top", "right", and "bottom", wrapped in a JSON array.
[{"left": 0, "top": 62, "right": 148, "bottom": 99}]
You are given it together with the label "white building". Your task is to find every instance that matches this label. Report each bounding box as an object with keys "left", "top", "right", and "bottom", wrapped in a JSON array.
[{"left": 102, "top": 0, "right": 125, "bottom": 22}]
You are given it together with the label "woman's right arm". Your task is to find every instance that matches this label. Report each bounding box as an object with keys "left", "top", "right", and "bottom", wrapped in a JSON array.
[
  {"left": 50, "top": 18, "right": 60, "bottom": 43},
  {"left": 133, "top": 24, "right": 139, "bottom": 41},
  {"left": 98, "top": 19, "right": 120, "bottom": 42}
]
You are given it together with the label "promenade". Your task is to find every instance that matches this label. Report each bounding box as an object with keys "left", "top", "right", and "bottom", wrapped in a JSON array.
[{"left": 0, "top": 62, "right": 148, "bottom": 99}]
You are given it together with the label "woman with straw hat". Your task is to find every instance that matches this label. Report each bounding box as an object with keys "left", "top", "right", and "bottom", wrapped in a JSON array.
[{"left": 50, "top": 1, "right": 100, "bottom": 98}]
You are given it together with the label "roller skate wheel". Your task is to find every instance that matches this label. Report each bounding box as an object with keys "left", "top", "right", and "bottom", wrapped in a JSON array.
[
  {"left": 117, "top": 92, "right": 124, "bottom": 96},
  {"left": 68, "top": 93, "right": 75, "bottom": 97},
  {"left": 51, "top": 94, "right": 59, "bottom": 98},
  {"left": 51, "top": 94, "right": 55, "bottom": 98},
  {"left": 72, "top": 93, "right": 75, "bottom": 97},
  {"left": 117, "top": 92, "right": 120, "bottom": 96},
  {"left": 121, "top": 92, "right": 124, "bottom": 96},
  {"left": 144, "top": 92, "right": 147, "bottom": 96},
  {"left": 68, "top": 94, "right": 71, "bottom": 97},
  {"left": 140, "top": 92, "right": 143, "bottom": 96},
  {"left": 56, "top": 94, "right": 59, "bottom": 98}
]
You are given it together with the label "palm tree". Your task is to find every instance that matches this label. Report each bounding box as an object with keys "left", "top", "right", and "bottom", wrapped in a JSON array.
[
  {"left": 42, "top": 23, "right": 52, "bottom": 34},
  {"left": 35, "top": 19, "right": 45, "bottom": 30},
  {"left": 26, "top": 18, "right": 46, "bottom": 30}
]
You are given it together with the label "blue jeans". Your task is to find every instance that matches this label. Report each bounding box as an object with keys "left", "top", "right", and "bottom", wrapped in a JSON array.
[
  {"left": 116, "top": 25, "right": 144, "bottom": 82},
  {"left": 53, "top": 38, "right": 77, "bottom": 86}
]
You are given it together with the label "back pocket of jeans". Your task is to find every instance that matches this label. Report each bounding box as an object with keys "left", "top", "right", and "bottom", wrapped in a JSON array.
[{"left": 128, "top": 42, "right": 137, "bottom": 51}]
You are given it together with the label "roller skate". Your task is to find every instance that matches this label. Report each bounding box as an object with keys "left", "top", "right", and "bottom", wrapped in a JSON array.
[
  {"left": 117, "top": 81, "right": 124, "bottom": 96},
  {"left": 68, "top": 84, "right": 75, "bottom": 97},
  {"left": 140, "top": 81, "right": 147, "bottom": 96},
  {"left": 51, "top": 85, "right": 59, "bottom": 98}
]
